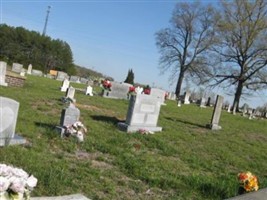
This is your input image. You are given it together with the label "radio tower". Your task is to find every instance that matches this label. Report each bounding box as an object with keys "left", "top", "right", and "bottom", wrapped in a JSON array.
[{"left": 42, "top": 6, "right": 51, "bottom": 36}]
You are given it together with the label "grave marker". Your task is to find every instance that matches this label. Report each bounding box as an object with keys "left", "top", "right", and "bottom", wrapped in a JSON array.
[
  {"left": 61, "top": 79, "right": 70, "bottom": 92},
  {"left": 85, "top": 86, "right": 93, "bottom": 96},
  {"left": 118, "top": 94, "right": 162, "bottom": 133},
  {"left": 0, "top": 61, "right": 8, "bottom": 86},
  {"left": 0, "top": 96, "right": 26, "bottom": 146},
  {"left": 208, "top": 95, "right": 224, "bottom": 130},
  {"left": 11, "top": 63, "right": 23, "bottom": 73}
]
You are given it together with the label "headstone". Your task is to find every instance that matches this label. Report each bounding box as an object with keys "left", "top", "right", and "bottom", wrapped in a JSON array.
[
  {"left": 70, "top": 76, "right": 80, "bottom": 83},
  {"left": 60, "top": 103, "right": 80, "bottom": 127},
  {"left": 200, "top": 97, "right": 206, "bottom": 108},
  {"left": 208, "top": 95, "right": 224, "bottom": 130},
  {"left": 31, "top": 193, "right": 91, "bottom": 200},
  {"left": 226, "top": 187, "right": 267, "bottom": 200},
  {"left": 183, "top": 91, "right": 191, "bottom": 104},
  {"left": 49, "top": 70, "right": 58, "bottom": 76},
  {"left": 59, "top": 103, "right": 80, "bottom": 137},
  {"left": 56, "top": 71, "right": 68, "bottom": 81},
  {"left": 177, "top": 100, "right": 181, "bottom": 107},
  {"left": 227, "top": 105, "right": 231, "bottom": 113},
  {"left": 206, "top": 97, "right": 211, "bottom": 107},
  {"left": 31, "top": 70, "right": 43, "bottom": 76},
  {"left": 150, "top": 88, "right": 166, "bottom": 105},
  {"left": 27, "top": 64, "right": 32, "bottom": 74},
  {"left": 65, "top": 86, "right": 76, "bottom": 102},
  {"left": 11, "top": 63, "right": 23, "bottom": 73},
  {"left": 118, "top": 94, "right": 162, "bottom": 133},
  {"left": 80, "top": 78, "right": 88, "bottom": 84},
  {"left": 168, "top": 92, "right": 176, "bottom": 100},
  {"left": 46, "top": 74, "right": 55, "bottom": 79},
  {"left": 103, "top": 81, "right": 131, "bottom": 100},
  {"left": 61, "top": 79, "right": 70, "bottom": 92},
  {"left": 85, "top": 86, "right": 93, "bottom": 96},
  {"left": 0, "top": 61, "right": 8, "bottom": 86},
  {"left": 0, "top": 96, "right": 27, "bottom": 146}
]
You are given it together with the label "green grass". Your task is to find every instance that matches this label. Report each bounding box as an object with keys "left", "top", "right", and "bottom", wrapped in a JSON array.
[{"left": 0, "top": 75, "right": 267, "bottom": 200}]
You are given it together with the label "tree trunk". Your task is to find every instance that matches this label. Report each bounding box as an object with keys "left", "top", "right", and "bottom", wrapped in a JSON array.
[
  {"left": 175, "top": 70, "right": 185, "bottom": 100},
  {"left": 232, "top": 80, "right": 244, "bottom": 113}
]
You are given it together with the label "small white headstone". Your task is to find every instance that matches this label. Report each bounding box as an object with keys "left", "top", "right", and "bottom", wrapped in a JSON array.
[
  {"left": 27, "top": 64, "right": 32, "bottom": 74},
  {"left": 85, "top": 86, "right": 93, "bottom": 96},
  {"left": 61, "top": 79, "right": 70, "bottom": 92},
  {"left": 0, "top": 61, "right": 8, "bottom": 86}
]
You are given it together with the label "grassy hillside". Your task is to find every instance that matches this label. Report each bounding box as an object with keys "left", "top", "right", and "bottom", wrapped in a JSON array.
[{"left": 0, "top": 75, "right": 266, "bottom": 200}]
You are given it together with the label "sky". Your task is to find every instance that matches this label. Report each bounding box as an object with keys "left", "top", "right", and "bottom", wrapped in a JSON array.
[{"left": 0, "top": 0, "right": 266, "bottom": 108}]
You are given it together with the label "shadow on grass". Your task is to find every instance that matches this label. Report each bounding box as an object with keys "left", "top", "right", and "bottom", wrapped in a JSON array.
[
  {"left": 165, "top": 117, "right": 207, "bottom": 129},
  {"left": 91, "top": 115, "right": 121, "bottom": 125},
  {"left": 35, "top": 122, "right": 59, "bottom": 138}
]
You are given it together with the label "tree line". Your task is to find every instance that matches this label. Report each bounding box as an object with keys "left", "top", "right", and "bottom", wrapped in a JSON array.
[
  {"left": 156, "top": 0, "right": 267, "bottom": 111},
  {"left": 0, "top": 24, "right": 75, "bottom": 74}
]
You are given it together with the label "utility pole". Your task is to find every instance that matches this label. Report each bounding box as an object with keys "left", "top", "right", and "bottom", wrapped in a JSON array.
[{"left": 42, "top": 6, "right": 51, "bottom": 36}]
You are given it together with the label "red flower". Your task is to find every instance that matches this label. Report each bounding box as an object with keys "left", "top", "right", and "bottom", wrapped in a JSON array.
[
  {"left": 129, "top": 86, "right": 135, "bottom": 93},
  {"left": 144, "top": 88, "right": 150, "bottom": 95}
]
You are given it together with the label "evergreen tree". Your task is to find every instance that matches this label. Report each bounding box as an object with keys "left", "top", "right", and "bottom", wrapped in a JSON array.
[{"left": 124, "top": 69, "right": 134, "bottom": 84}]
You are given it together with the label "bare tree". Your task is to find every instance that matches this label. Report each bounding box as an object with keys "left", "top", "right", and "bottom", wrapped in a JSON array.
[
  {"left": 155, "top": 2, "right": 218, "bottom": 99},
  {"left": 213, "top": 0, "right": 267, "bottom": 112}
]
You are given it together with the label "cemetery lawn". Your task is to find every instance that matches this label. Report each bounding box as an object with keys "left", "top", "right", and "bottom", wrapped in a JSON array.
[{"left": 1, "top": 75, "right": 267, "bottom": 200}]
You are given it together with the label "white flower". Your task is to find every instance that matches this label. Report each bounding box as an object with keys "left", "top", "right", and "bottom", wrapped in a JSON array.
[
  {"left": 0, "top": 165, "right": 12, "bottom": 177},
  {"left": 9, "top": 178, "right": 25, "bottom": 193},
  {"left": 12, "top": 168, "right": 29, "bottom": 179},
  {"left": 0, "top": 177, "right": 10, "bottom": 192},
  {"left": 76, "top": 131, "right": 84, "bottom": 142},
  {"left": 26, "top": 175, "right": 38, "bottom": 190}
]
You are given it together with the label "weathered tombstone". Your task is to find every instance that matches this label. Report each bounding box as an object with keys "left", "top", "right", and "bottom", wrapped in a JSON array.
[
  {"left": 177, "top": 100, "right": 181, "bottom": 107},
  {"left": 80, "top": 78, "right": 88, "bottom": 84},
  {"left": 227, "top": 105, "right": 231, "bottom": 113},
  {"left": 226, "top": 187, "right": 267, "bottom": 200},
  {"left": 85, "top": 86, "right": 93, "bottom": 96},
  {"left": 200, "top": 97, "right": 206, "bottom": 108},
  {"left": 0, "top": 97, "right": 27, "bottom": 146},
  {"left": 241, "top": 103, "right": 249, "bottom": 116},
  {"left": 56, "top": 71, "right": 68, "bottom": 81},
  {"left": 150, "top": 88, "right": 166, "bottom": 105},
  {"left": 31, "top": 69, "right": 43, "bottom": 76},
  {"left": 65, "top": 86, "right": 76, "bottom": 102},
  {"left": 70, "top": 76, "right": 80, "bottom": 83},
  {"left": 183, "top": 91, "right": 191, "bottom": 104},
  {"left": 61, "top": 79, "right": 70, "bottom": 92},
  {"left": 27, "top": 64, "right": 32, "bottom": 74},
  {"left": 0, "top": 61, "right": 8, "bottom": 86},
  {"left": 206, "top": 97, "right": 211, "bottom": 107},
  {"left": 103, "top": 81, "right": 131, "bottom": 100},
  {"left": 58, "top": 103, "right": 80, "bottom": 137},
  {"left": 11, "top": 63, "right": 23, "bottom": 73},
  {"left": 168, "top": 92, "right": 176, "bottom": 100},
  {"left": 118, "top": 94, "right": 162, "bottom": 133},
  {"left": 207, "top": 95, "right": 224, "bottom": 130}
]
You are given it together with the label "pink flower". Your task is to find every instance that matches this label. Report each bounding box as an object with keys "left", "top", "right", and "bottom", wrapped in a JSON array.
[
  {"left": 10, "top": 178, "right": 25, "bottom": 193},
  {"left": 0, "top": 177, "right": 10, "bottom": 192},
  {"left": 26, "top": 175, "right": 38, "bottom": 190}
]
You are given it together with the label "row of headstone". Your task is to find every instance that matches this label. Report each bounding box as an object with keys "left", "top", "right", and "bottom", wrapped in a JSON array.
[{"left": 60, "top": 79, "right": 93, "bottom": 96}]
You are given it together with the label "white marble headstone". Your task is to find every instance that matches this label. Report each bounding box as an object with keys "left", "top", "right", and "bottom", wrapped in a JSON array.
[{"left": 0, "top": 61, "right": 8, "bottom": 86}]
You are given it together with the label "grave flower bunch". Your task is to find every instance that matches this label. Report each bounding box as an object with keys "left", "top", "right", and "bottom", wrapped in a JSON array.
[
  {"left": 128, "top": 86, "right": 136, "bottom": 95},
  {"left": 64, "top": 121, "right": 87, "bottom": 142},
  {"left": 0, "top": 164, "right": 38, "bottom": 200},
  {"left": 101, "top": 80, "right": 112, "bottom": 91},
  {"left": 238, "top": 171, "right": 259, "bottom": 193}
]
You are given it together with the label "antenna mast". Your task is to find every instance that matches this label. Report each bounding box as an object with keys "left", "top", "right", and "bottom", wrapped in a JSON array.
[{"left": 42, "top": 6, "right": 51, "bottom": 36}]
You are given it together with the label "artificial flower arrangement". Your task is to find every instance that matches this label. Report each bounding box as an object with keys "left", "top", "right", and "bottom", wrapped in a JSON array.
[
  {"left": 137, "top": 129, "right": 155, "bottom": 135},
  {"left": 143, "top": 85, "right": 151, "bottom": 95},
  {"left": 238, "top": 171, "right": 259, "bottom": 194},
  {"left": 128, "top": 86, "right": 136, "bottom": 96},
  {"left": 101, "top": 80, "right": 112, "bottom": 91},
  {"left": 64, "top": 121, "right": 87, "bottom": 142},
  {"left": 0, "top": 164, "right": 38, "bottom": 200}
]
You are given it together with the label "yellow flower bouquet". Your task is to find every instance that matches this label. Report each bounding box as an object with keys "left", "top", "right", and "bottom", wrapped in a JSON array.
[{"left": 238, "top": 171, "right": 259, "bottom": 194}]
